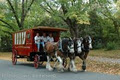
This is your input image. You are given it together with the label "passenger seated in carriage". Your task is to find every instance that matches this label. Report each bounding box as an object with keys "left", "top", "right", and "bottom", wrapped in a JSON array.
[
  {"left": 34, "top": 33, "right": 54, "bottom": 52},
  {"left": 34, "top": 33, "right": 42, "bottom": 52},
  {"left": 41, "top": 33, "right": 47, "bottom": 46},
  {"left": 34, "top": 33, "right": 45, "bottom": 51},
  {"left": 47, "top": 33, "right": 54, "bottom": 42}
]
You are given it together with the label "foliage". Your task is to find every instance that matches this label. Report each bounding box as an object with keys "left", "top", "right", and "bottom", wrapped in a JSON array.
[
  {"left": 106, "top": 41, "right": 119, "bottom": 50},
  {"left": 0, "top": 0, "right": 120, "bottom": 51},
  {"left": 0, "top": 35, "right": 12, "bottom": 52},
  {"left": 39, "top": 0, "right": 92, "bottom": 38}
]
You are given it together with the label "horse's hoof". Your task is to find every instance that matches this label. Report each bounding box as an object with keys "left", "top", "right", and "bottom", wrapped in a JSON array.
[
  {"left": 58, "top": 69, "right": 64, "bottom": 72},
  {"left": 53, "top": 67, "right": 56, "bottom": 70},
  {"left": 48, "top": 68, "right": 53, "bottom": 71},
  {"left": 72, "top": 69, "right": 77, "bottom": 72},
  {"left": 81, "top": 69, "right": 86, "bottom": 72},
  {"left": 82, "top": 66, "right": 86, "bottom": 71},
  {"left": 68, "top": 67, "right": 70, "bottom": 71}
]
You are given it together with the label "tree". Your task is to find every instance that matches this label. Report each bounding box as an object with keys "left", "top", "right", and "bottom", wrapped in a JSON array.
[
  {"left": 0, "top": 0, "right": 35, "bottom": 30},
  {"left": 40, "top": 0, "right": 92, "bottom": 38},
  {"left": 96, "top": 0, "right": 120, "bottom": 37}
]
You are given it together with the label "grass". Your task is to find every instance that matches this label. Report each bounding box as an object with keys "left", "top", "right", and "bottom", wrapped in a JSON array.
[
  {"left": 0, "top": 52, "right": 27, "bottom": 62},
  {"left": 0, "top": 52, "right": 12, "bottom": 60},
  {"left": 89, "top": 49, "right": 120, "bottom": 59}
]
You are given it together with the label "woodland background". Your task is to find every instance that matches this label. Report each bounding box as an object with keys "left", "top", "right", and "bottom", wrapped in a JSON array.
[{"left": 0, "top": 0, "right": 120, "bottom": 52}]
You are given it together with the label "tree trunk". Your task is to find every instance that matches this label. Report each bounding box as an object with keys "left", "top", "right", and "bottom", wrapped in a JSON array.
[
  {"left": 113, "top": 20, "right": 120, "bottom": 37},
  {"left": 69, "top": 27, "right": 74, "bottom": 38},
  {"left": 69, "top": 25, "right": 79, "bottom": 38}
]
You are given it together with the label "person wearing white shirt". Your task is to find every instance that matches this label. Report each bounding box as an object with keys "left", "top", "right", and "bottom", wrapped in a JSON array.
[
  {"left": 34, "top": 33, "right": 42, "bottom": 52},
  {"left": 41, "top": 33, "right": 47, "bottom": 47},
  {"left": 47, "top": 33, "right": 54, "bottom": 42}
]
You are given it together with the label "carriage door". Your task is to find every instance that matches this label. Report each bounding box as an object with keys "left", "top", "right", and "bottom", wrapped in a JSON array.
[
  {"left": 25, "top": 30, "right": 32, "bottom": 54},
  {"left": 26, "top": 30, "right": 32, "bottom": 45}
]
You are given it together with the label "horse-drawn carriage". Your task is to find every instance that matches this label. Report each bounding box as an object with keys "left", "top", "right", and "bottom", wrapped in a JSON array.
[
  {"left": 12, "top": 26, "right": 67, "bottom": 68},
  {"left": 12, "top": 26, "right": 92, "bottom": 72}
]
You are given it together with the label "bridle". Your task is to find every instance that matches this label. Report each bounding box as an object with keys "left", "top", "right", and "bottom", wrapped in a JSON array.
[
  {"left": 58, "top": 38, "right": 74, "bottom": 54},
  {"left": 77, "top": 45, "right": 82, "bottom": 48},
  {"left": 68, "top": 40, "right": 74, "bottom": 52},
  {"left": 82, "top": 37, "right": 92, "bottom": 52}
]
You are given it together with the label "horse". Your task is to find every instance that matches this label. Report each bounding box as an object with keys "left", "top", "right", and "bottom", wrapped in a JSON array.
[
  {"left": 74, "top": 36, "right": 92, "bottom": 71},
  {"left": 44, "top": 38, "right": 77, "bottom": 72}
]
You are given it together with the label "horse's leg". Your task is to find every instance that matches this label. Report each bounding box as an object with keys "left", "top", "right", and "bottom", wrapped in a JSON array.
[
  {"left": 81, "top": 52, "right": 89, "bottom": 71},
  {"left": 82, "top": 59, "right": 86, "bottom": 71},
  {"left": 57, "top": 56, "right": 64, "bottom": 72},
  {"left": 53, "top": 59, "right": 58, "bottom": 69},
  {"left": 55, "top": 52, "right": 64, "bottom": 72},
  {"left": 46, "top": 55, "right": 53, "bottom": 71},
  {"left": 69, "top": 55, "right": 77, "bottom": 72}
]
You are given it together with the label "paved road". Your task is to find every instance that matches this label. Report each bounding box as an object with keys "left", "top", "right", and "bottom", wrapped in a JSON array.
[
  {"left": 88, "top": 56, "right": 120, "bottom": 64},
  {"left": 0, "top": 59, "right": 120, "bottom": 80}
]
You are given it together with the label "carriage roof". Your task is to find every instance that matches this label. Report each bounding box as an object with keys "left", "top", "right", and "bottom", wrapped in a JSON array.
[{"left": 13, "top": 26, "right": 68, "bottom": 33}]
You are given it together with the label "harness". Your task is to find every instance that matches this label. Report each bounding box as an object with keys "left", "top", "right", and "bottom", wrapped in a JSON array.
[
  {"left": 81, "top": 43, "right": 90, "bottom": 52},
  {"left": 58, "top": 40, "right": 64, "bottom": 53},
  {"left": 74, "top": 40, "right": 81, "bottom": 52},
  {"left": 58, "top": 39, "right": 70, "bottom": 54}
]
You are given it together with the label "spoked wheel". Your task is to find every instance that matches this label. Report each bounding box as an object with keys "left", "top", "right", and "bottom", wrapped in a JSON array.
[
  {"left": 12, "top": 50, "right": 17, "bottom": 65},
  {"left": 63, "top": 59, "right": 67, "bottom": 68},
  {"left": 34, "top": 54, "right": 40, "bottom": 69}
]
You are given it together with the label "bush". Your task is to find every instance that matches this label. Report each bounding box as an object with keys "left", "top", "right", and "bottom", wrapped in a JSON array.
[
  {"left": 94, "top": 42, "right": 103, "bottom": 49},
  {"left": 0, "top": 35, "right": 12, "bottom": 52},
  {"left": 106, "top": 42, "right": 119, "bottom": 50}
]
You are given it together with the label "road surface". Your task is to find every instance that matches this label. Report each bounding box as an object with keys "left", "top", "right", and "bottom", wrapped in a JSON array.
[{"left": 0, "top": 59, "right": 120, "bottom": 80}]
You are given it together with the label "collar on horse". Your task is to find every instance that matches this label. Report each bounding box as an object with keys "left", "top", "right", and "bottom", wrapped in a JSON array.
[
  {"left": 81, "top": 43, "right": 90, "bottom": 52},
  {"left": 58, "top": 39, "right": 70, "bottom": 54}
]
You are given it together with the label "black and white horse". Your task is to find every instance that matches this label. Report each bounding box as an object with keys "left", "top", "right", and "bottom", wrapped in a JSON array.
[{"left": 74, "top": 36, "right": 92, "bottom": 71}]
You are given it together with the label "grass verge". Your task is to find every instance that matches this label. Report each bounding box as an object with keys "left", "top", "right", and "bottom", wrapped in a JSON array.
[{"left": 89, "top": 49, "right": 120, "bottom": 59}]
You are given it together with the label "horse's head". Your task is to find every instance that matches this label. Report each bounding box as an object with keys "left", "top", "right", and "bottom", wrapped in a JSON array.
[
  {"left": 67, "top": 38, "right": 75, "bottom": 54},
  {"left": 75, "top": 38, "right": 82, "bottom": 53},
  {"left": 88, "top": 36, "right": 92, "bottom": 49},
  {"left": 82, "top": 36, "right": 92, "bottom": 51},
  {"left": 59, "top": 38, "right": 74, "bottom": 54}
]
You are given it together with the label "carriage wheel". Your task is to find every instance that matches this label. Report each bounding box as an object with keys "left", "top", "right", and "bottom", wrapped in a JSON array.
[
  {"left": 34, "top": 54, "right": 39, "bottom": 69},
  {"left": 63, "top": 59, "right": 67, "bottom": 68},
  {"left": 12, "top": 50, "right": 17, "bottom": 65}
]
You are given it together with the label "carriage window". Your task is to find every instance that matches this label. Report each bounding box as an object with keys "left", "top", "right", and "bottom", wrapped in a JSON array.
[
  {"left": 16, "top": 33, "right": 19, "bottom": 45},
  {"left": 19, "top": 33, "right": 22, "bottom": 44},
  {"left": 14, "top": 31, "right": 26, "bottom": 45},
  {"left": 22, "top": 32, "right": 26, "bottom": 44},
  {"left": 27, "top": 33, "right": 31, "bottom": 39}
]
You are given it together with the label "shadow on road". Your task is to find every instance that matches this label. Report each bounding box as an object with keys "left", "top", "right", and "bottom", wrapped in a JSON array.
[
  {"left": 16, "top": 62, "right": 86, "bottom": 73},
  {"left": 17, "top": 63, "right": 46, "bottom": 69}
]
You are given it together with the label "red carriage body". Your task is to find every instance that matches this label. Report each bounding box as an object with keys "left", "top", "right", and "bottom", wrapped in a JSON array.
[{"left": 12, "top": 26, "right": 67, "bottom": 68}]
